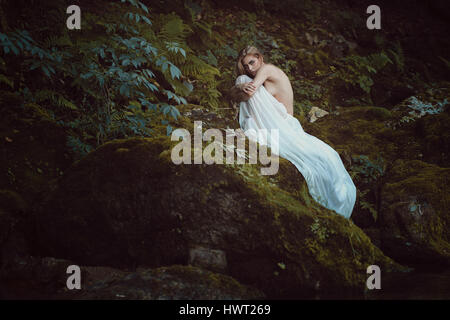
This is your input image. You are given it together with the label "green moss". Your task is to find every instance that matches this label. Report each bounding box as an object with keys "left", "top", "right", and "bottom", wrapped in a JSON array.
[
  {"left": 145, "top": 265, "right": 262, "bottom": 298},
  {"left": 360, "top": 106, "right": 392, "bottom": 121},
  {"left": 115, "top": 148, "right": 129, "bottom": 153},
  {"left": 225, "top": 145, "right": 391, "bottom": 279},
  {"left": 39, "top": 132, "right": 404, "bottom": 296},
  {"left": 217, "top": 158, "right": 402, "bottom": 290},
  {"left": 195, "top": 134, "right": 403, "bottom": 288},
  {"left": 382, "top": 159, "right": 450, "bottom": 258}
]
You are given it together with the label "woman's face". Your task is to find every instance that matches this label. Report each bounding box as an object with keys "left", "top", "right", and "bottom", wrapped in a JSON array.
[{"left": 242, "top": 54, "right": 262, "bottom": 77}]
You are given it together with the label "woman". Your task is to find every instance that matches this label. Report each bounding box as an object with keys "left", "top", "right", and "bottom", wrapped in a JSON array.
[{"left": 230, "top": 45, "right": 356, "bottom": 219}]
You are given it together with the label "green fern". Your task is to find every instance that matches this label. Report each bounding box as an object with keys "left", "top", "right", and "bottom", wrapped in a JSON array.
[
  {"left": 42, "top": 33, "right": 73, "bottom": 48},
  {"left": 111, "top": 109, "right": 127, "bottom": 121},
  {"left": 387, "top": 41, "right": 405, "bottom": 73},
  {"left": 34, "top": 90, "right": 78, "bottom": 110},
  {"left": 158, "top": 14, "right": 192, "bottom": 43},
  {"left": 334, "top": 51, "right": 393, "bottom": 94},
  {"left": 66, "top": 135, "right": 94, "bottom": 160},
  {"left": 368, "top": 51, "right": 393, "bottom": 71},
  {"left": 179, "top": 55, "right": 220, "bottom": 77},
  {"left": 359, "top": 190, "right": 378, "bottom": 222}
]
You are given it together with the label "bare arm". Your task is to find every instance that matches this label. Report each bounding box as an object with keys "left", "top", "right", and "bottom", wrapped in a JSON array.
[
  {"left": 228, "top": 65, "right": 272, "bottom": 101},
  {"left": 248, "top": 64, "right": 271, "bottom": 92}
]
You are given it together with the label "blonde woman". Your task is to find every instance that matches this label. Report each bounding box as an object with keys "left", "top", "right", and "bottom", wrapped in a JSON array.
[{"left": 230, "top": 46, "right": 356, "bottom": 219}]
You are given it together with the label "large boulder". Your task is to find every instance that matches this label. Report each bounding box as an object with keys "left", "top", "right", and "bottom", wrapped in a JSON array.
[
  {"left": 304, "top": 94, "right": 449, "bottom": 168},
  {"left": 302, "top": 100, "right": 450, "bottom": 268},
  {"left": 0, "top": 256, "right": 263, "bottom": 300},
  {"left": 68, "top": 264, "right": 264, "bottom": 300},
  {"left": 35, "top": 133, "right": 402, "bottom": 298},
  {"left": 379, "top": 159, "right": 450, "bottom": 266}
]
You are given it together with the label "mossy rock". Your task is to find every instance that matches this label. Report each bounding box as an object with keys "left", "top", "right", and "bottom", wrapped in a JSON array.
[
  {"left": 1, "top": 255, "right": 263, "bottom": 299},
  {"left": 67, "top": 264, "right": 264, "bottom": 300},
  {"left": 410, "top": 111, "right": 450, "bottom": 167},
  {"left": 301, "top": 105, "right": 449, "bottom": 232},
  {"left": 380, "top": 159, "right": 450, "bottom": 266},
  {"left": 303, "top": 104, "right": 449, "bottom": 168},
  {"left": 35, "top": 135, "right": 403, "bottom": 298},
  {"left": 303, "top": 106, "right": 398, "bottom": 161}
]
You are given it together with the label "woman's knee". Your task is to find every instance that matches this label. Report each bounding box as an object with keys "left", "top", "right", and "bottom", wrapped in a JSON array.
[{"left": 235, "top": 74, "right": 252, "bottom": 85}]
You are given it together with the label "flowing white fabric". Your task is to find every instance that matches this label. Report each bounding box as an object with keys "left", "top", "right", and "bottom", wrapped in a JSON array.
[{"left": 236, "top": 74, "right": 356, "bottom": 218}]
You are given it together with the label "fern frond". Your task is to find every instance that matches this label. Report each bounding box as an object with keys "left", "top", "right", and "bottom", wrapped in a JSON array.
[
  {"left": 34, "top": 89, "right": 78, "bottom": 110},
  {"left": 111, "top": 109, "right": 127, "bottom": 121},
  {"left": 193, "top": 20, "right": 213, "bottom": 37},
  {"left": 387, "top": 41, "right": 405, "bottom": 72},
  {"left": 179, "top": 55, "right": 220, "bottom": 77},
  {"left": 158, "top": 15, "right": 192, "bottom": 43},
  {"left": 368, "top": 51, "right": 393, "bottom": 71}
]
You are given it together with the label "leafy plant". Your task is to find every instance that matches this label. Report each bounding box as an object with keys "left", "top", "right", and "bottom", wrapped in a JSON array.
[
  {"left": 350, "top": 155, "right": 386, "bottom": 222},
  {"left": 0, "top": 0, "right": 225, "bottom": 159},
  {"left": 333, "top": 51, "right": 393, "bottom": 94},
  {"left": 398, "top": 96, "right": 448, "bottom": 124},
  {"left": 350, "top": 155, "right": 386, "bottom": 183},
  {"left": 358, "top": 190, "right": 378, "bottom": 222},
  {"left": 387, "top": 40, "right": 405, "bottom": 73},
  {"left": 310, "top": 218, "right": 329, "bottom": 242}
]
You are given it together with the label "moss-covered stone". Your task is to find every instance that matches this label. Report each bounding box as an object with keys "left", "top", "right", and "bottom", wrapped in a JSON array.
[
  {"left": 380, "top": 159, "right": 450, "bottom": 266},
  {"left": 35, "top": 135, "right": 403, "bottom": 298},
  {"left": 0, "top": 259, "right": 263, "bottom": 300}
]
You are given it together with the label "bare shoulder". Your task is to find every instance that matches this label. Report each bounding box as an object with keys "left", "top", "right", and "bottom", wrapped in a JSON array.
[
  {"left": 264, "top": 63, "right": 284, "bottom": 76},
  {"left": 263, "top": 63, "right": 278, "bottom": 71}
]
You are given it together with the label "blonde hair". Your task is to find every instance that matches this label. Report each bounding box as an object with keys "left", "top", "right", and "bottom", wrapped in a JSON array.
[{"left": 236, "top": 45, "right": 265, "bottom": 76}]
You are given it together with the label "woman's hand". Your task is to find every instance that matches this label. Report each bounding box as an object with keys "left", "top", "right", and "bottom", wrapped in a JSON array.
[{"left": 242, "top": 82, "right": 256, "bottom": 96}]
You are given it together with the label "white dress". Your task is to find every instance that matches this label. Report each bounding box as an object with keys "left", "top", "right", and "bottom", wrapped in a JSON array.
[{"left": 236, "top": 74, "right": 356, "bottom": 218}]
